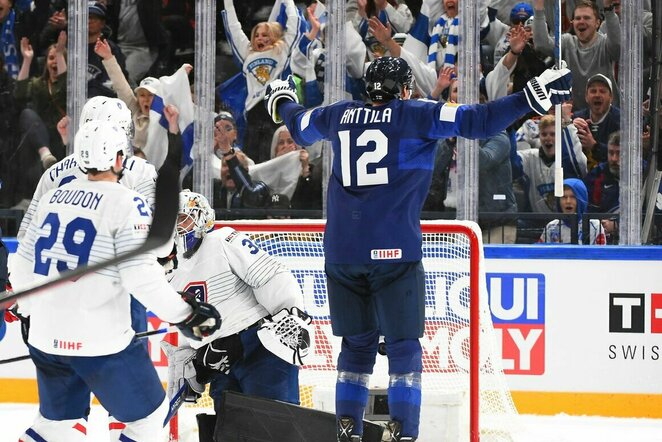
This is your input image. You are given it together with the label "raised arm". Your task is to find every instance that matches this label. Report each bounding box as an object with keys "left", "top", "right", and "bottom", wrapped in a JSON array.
[
  {"left": 54, "top": 31, "right": 67, "bottom": 76},
  {"left": 96, "top": 37, "right": 138, "bottom": 112},
  {"left": 531, "top": 0, "right": 554, "bottom": 56},
  {"left": 282, "top": 0, "right": 302, "bottom": 48},
  {"left": 17, "top": 38, "right": 33, "bottom": 81},
  {"left": 602, "top": 2, "right": 621, "bottom": 61},
  {"left": 222, "top": 0, "right": 251, "bottom": 63}
]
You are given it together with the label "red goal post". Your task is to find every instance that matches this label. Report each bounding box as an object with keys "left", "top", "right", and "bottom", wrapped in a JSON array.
[{"left": 168, "top": 219, "right": 518, "bottom": 442}]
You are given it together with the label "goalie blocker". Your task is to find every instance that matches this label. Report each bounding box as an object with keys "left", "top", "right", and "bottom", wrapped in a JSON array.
[{"left": 195, "top": 391, "right": 385, "bottom": 442}]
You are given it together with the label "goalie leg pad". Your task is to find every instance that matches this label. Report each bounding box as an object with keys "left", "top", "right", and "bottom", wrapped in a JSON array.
[{"left": 161, "top": 341, "right": 205, "bottom": 402}]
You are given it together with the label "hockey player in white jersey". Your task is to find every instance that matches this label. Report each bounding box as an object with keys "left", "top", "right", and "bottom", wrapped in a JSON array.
[
  {"left": 162, "top": 190, "right": 312, "bottom": 441},
  {"left": 15, "top": 96, "right": 169, "bottom": 341},
  {"left": 10, "top": 121, "right": 221, "bottom": 442},
  {"left": 17, "top": 96, "right": 158, "bottom": 241}
]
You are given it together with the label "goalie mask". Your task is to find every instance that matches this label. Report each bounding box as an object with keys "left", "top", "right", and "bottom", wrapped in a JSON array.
[
  {"left": 177, "top": 190, "right": 215, "bottom": 255},
  {"left": 365, "top": 56, "right": 414, "bottom": 102}
]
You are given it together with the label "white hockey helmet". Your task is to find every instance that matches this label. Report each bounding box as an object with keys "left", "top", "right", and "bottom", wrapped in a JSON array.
[
  {"left": 79, "top": 97, "right": 135, "bottom": 155},
  {"left": 74, "top": 120, "right": 127, "bottom": 172},
  {"left": 177, "top": 190, "right": 215, "bottom": 253},
  {"left": 79, "top": 96, "right": 108, "bottom": 126}
]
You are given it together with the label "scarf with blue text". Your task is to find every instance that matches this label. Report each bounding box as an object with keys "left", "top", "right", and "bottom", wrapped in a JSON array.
[{"left": 1, "top": 10, "right": 19, "bottom": 79}]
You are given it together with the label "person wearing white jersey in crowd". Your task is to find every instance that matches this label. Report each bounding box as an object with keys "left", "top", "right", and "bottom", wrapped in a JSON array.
[
  {"left": 161, "top": 190, "right": 312, "bottom": 441},
  {"left": 10, "top": 120, "right": 220, "bottom": 442}
]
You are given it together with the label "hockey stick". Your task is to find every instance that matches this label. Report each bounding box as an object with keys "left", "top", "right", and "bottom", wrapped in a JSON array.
[
  {"left": 0, "top": 164, "right": 179, "bottom": 307},
  {"left": 163, "top": 382, "right": 190, "bottom": 427},
  {"left": 553, "top": 0, "right": 564, "bottom": 197},
  {"left": 0, "top": 326, "right": 178, "bottom": 365}
]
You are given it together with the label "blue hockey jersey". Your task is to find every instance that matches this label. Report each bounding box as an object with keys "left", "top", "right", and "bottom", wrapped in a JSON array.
[{"left": 279, "top": 92, "right": 532, "bottom": 264}]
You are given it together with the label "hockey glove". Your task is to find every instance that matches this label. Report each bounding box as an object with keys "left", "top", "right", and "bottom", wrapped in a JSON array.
[
  {"left": 264, "top": 75, "right": 299, "bottom": 124},
  {"left": 160, "top": 341, "right": 205, "bottom": 404},
  {"left": 257, "top": 307, "right": 312, "bottom": 366},
  {"left": 6, "top": 304, "right": 30, "bottom": 345},
  {"left": 157, "top": 242, "right": 178, "bottom": 275},
  {"left": 195, "top": 333, "right": 244, "bottom": 376},
  {"left": 524, "top": 67, "right": 572, "bottom": 115},
  {"left": 176, "top": 291, "right": 221, "bottom": 341}
]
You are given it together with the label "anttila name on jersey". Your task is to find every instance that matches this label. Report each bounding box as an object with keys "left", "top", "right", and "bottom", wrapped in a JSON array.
[{"left": 339, "top": 107, "right": 392, "bottom": 125}]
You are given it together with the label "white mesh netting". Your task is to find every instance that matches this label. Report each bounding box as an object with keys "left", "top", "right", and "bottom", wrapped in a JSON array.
[{"left": 169, "top": 220, "right": 519, "bottom": 442}]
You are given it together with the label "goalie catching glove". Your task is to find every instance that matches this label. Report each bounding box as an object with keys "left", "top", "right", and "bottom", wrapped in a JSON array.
[
  {"left": 264, "top": 75, "right": 299, "bottom": 124},
  {"left": 524, "top": 66, "right": 572, "bottom": 115},
  {"left": 175, "top": 291, "right": 221, "bottom": 341},
  {"left": 257, "top": 307, "right": 312, "bottom": 366}
]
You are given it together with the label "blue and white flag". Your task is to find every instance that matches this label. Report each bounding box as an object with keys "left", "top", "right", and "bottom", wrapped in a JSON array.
[
  {"left": 144, "top": 66, "right": 195, "bottom": 175},
  {"left": 402, "top": 0, "right": 444, "bottom": 64}
]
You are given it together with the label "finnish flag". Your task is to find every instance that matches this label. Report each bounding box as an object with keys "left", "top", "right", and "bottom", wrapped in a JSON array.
[{"left": 144, "top": 65, "right": 195, "bottom": 175}]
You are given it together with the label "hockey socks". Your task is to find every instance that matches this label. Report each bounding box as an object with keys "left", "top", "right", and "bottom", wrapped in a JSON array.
[
  {"left": 336, "top": 370, "right": 370, "bottom": 436},
  {"left": 388, "top": 371, "right": 422, "bottom": 438}
]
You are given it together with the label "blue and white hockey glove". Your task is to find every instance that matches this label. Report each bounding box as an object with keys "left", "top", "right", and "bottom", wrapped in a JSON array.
[
  {"left": 176, "top": 291, "right": 221, "bottom": 341},
  {"left": 264, "top": 75, "right": 299, "bottom": 124},
  {"left": 524, "top": 67, "right": 572, "bottom": 115}
]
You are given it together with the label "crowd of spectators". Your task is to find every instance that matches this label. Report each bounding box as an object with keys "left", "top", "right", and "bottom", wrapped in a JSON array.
[{"left": 0, "top": 0, "right": 660, "bottom": 245}]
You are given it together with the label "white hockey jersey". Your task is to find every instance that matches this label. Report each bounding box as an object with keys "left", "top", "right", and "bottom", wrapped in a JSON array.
[
  {"left": 10, "top": 179, "right": 191, "bottom": 356},
  {"left": 18, "top": 154, "right": 157, "bottom": 240},
  {"left": 168, "top": 227, "right": 303, "bottom": 349}
]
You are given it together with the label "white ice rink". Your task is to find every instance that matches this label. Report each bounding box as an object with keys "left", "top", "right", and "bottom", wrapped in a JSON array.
[{"left": 2, "top": 403, "right": 662, "bottom": 442}]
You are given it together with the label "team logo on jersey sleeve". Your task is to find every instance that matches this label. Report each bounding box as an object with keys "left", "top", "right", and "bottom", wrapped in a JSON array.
[{"left": 183, "top": 281, "right": 208, "bottom": 303}]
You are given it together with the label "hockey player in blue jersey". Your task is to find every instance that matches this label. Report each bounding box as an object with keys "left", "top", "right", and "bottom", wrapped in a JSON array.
[
  {"left": 10, "top": 121, "right": 221, "bottom": 442},
  {"left": 264, "top": 56, "right": 572, "bottom": 441}
]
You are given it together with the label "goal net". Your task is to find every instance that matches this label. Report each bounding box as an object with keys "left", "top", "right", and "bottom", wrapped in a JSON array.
[{"left": 168, "top": 220, "right": 519, "bottom": 442}]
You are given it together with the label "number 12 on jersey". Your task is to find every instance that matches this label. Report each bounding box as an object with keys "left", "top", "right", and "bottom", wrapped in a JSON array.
[{"left": 339, "top": 129, "right": 390, "bottom": 187}]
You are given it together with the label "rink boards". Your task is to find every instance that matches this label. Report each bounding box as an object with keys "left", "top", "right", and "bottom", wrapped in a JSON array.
[{"left": 1, "top": 240, "right": 662, "bottom": 418}]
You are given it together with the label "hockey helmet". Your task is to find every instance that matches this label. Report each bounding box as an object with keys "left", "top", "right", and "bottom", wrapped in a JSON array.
[
  {"left": 177, "top": 190, "right": 216, "bottom": 253},
  {"left": 365, "top": 56, "right": 414, "bottom": 102},
  {"left": 79, "top": 96, "right": 108, "bottom": 127},
  {"left": 79, "top": 97, "right": 135, "bottom": 156},
  {"left": 74, "top": 120, "right": 127, "bottom": 172}
]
